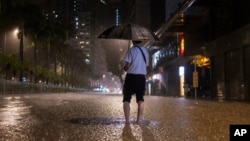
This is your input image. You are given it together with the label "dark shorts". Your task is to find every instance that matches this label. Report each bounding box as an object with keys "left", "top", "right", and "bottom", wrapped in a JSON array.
[{"left": 123, "top": 73, "right": 146, "bottom": 103}]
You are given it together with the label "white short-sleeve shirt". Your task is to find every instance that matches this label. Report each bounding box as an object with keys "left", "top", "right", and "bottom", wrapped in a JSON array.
[{"left": 124, "top": 44, "right": 149, "bottom": 75}]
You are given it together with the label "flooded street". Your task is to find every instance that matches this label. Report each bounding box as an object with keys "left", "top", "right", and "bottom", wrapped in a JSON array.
[{"left": 0, "top": 93, "right": 250, "bottom": 141}]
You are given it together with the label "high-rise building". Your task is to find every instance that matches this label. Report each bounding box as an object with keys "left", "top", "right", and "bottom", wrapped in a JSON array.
[{"left": 51, "top": 0, "right": 94, "bottom": 64}]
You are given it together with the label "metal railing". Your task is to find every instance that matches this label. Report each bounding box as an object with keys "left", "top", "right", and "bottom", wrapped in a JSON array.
[{"left": 0, "top": 78, "right": 79, "bottom": 94}]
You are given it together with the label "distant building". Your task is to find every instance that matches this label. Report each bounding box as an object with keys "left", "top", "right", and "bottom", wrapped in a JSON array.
[{"left": 51, "top": 0, "right": 94, "bottom": 63}]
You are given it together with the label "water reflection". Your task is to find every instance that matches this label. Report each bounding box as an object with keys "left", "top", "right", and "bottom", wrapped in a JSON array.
[
  {"left": 0, "top": 96, "right": 31, "bottom": 126},
  {"left": 66, "top": 117, "right": 124, "bottom": 125},
  {"left": 140, "top": 124, "right": 157, "bottom": 141},
  {"left": 122, "top": 121, "right": 158, "bottom": 141},
  {"left": 66, "top": 117, "right": 159, "bottom": 141},
  {"left": 122, "top": 124, "right": 136, "bottom": 141}
]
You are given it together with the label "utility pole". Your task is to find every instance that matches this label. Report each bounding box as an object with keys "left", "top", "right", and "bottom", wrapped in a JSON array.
[
  {"left": 18, "top": 25, "right": 24, "bottom": 82},
  {"left": 193, "top": 56, "right": 199, "bottom": 103}
]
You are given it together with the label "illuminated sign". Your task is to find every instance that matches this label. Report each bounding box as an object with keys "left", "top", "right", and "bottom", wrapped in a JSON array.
[
  {"left": 179, "top": 66, "right": 184, "bottom": 76},
  {"left": 192, "top": 55, "right": 211, "bottom": 67},
  {"left": 179, "top": 32, "right": 185, "bottom": 56}
]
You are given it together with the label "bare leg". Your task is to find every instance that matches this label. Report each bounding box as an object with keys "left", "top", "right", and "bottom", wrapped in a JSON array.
[
  {"left": 123, "top": 102, "right": 130, "bottom": 124},
  {"left": 135, "top": 101, "right": 144, "bottom": 124}
]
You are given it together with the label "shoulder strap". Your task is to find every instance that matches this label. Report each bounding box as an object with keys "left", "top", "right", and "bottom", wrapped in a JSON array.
[{"left": 135, "top": 45, "right": 146, "bottom": 64}]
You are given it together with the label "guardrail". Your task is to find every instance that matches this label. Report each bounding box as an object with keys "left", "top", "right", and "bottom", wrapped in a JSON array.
[{"left": 0, "top": 79, "right": 79, "bottom": 94}]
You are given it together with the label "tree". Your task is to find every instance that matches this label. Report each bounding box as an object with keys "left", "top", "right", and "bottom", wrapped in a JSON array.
[
  {"left": 0, "top": 0, "right": 46, "bottom": 82},
  {"left": 0, "top": 0, "right": 91, "bottom": 87},
  {"left": 0, "top": 53, "right": 19, "bottom": 80}
]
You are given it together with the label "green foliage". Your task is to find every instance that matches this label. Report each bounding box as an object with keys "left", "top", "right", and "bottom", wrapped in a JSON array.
[{"left": 0, "top": 53, "right": 20, "bottom": 79}]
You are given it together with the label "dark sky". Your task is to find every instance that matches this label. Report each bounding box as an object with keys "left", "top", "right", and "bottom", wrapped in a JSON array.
[
  {"left": 31, "top": 0, "right": 115, "bottom": 28},
  {"left": 31, "top": 0, "right": 52, "bottom": 10}
]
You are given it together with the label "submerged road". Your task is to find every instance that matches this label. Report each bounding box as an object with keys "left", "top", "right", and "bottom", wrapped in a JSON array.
[{"left": 0, "top": 93, "right": 250, "bottom": 141}]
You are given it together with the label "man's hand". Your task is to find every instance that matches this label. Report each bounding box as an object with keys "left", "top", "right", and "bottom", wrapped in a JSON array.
[{"left": 124, "top": 62, "right": 130, "bottom": 71}]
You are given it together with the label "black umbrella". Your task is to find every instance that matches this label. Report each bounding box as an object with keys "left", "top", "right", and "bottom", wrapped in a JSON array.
[{"left": 98, "top": 23, "right": 159, "bottom": 41}]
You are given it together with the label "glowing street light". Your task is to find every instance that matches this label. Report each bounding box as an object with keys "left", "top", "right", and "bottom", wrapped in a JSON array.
[{"left": 14, "top": 29, "right": 19, "bottom": 35}]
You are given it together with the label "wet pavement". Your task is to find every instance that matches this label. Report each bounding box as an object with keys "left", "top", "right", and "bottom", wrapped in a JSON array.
[{"left": 0, "top": 93, "right": 250, "bottom": 141}]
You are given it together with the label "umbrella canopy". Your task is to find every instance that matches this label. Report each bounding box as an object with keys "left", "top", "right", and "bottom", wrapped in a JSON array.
[{"left": 98, "top": 23, "right": 159, "bottom": 41}]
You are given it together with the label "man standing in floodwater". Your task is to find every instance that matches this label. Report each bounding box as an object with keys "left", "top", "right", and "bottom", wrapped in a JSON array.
[{"left": 123, "top": 40, "right": 149, "bottom": 124}]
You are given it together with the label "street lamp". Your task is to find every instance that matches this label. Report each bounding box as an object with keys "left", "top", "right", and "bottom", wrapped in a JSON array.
[{"left": 14, "top": 29, "right": 19, "bottom": 36}]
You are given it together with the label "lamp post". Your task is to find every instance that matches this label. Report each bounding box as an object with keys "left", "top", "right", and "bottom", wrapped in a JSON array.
[
  {"left": 4, "top": 33, "right": 6, "bottom": 53},
  {"left": 17, "top": 27, "right": 24, "bottom": 82}
]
